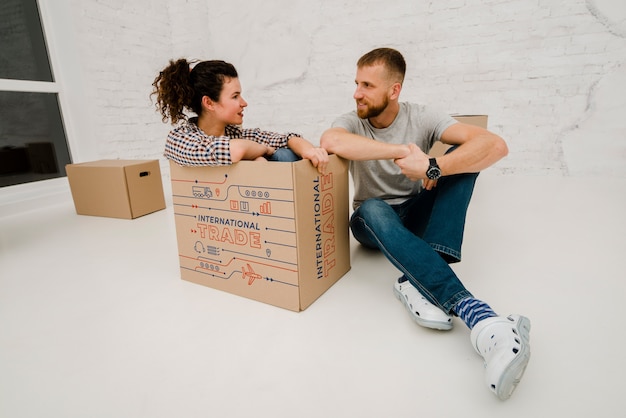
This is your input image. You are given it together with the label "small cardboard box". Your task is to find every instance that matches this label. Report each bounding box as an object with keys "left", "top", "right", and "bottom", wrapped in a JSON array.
[
  {"left": 429, "top": 115, "right": 489, "bottom": 157},
  {"left": 66, "top": 159, "right": 166, "bottom": 219},
  {"left": 169, "top": 155, "right": 351, "bottom": 311},
  {"left": 452, "top": 115, "right": 488, "bottom": 128}
]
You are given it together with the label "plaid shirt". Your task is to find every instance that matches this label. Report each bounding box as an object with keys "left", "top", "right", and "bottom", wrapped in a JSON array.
[{"left": 164, "top": 118, "right": 300, "bottom": 166}]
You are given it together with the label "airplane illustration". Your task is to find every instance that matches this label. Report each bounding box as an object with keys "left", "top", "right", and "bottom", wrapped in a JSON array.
[{"left": 241, "top": 263, "right": 263, "bottom": 285}]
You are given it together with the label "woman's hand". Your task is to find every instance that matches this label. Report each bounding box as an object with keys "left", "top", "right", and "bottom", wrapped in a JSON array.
[
  {"left": 301, "top": 147, "right": 330, "bottom": 174},
  {"left": 264, "top": 145, "right": 276, "bottom": 157}
]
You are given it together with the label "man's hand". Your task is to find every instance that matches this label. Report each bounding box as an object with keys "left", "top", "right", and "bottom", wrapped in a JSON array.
[
  {"left": 421, "top": 178, "right": 438, "bottom": 191},
  {"left": 394, "top": 143, "right": 438, "bottom": 189},
  {"left": 301, "top": 147, "right": 330, "bottom": 174}
]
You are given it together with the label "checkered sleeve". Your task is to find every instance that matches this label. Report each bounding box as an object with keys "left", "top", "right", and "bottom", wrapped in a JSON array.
[
  {"left": 164, "top": 121, "right": 233, "bottom": 166},
  {"left": 228, "top": 125, "right": 301, "bottom": 149}
]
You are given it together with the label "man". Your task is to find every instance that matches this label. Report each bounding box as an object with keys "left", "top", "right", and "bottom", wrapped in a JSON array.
[{"left": 320, "top": 47, "right": 531, "bottom": 400}]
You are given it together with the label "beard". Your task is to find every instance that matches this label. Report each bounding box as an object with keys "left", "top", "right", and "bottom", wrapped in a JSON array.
[{"left": 356, "top": 95, "right": 389, "bottom": 119}]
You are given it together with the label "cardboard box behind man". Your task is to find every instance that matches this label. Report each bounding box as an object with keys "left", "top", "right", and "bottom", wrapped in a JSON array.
[{"left": 430, "top": 115, "right": 488, "bottom": 157}]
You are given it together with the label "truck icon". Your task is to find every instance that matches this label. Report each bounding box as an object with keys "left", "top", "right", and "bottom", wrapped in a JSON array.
[{"left": 192, "top": 186, "right": 213, "bottom": 199}]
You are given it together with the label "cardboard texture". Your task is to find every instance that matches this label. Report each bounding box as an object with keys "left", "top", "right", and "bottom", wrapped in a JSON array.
[
  {"left": 66, "top": 159, "right": 166, "bottom": 219},
  {"left": 429, "top": 115, "right": 489, "bottom": 157},
  {"left": 169, "top": 155, "right": 351, "bottom": 312}
]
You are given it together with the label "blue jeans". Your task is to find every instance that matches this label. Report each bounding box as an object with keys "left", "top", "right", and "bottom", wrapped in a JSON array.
[
  {"left": 268, "top": 148, "right": 301, "bottom": 162},
  {"left": 350, "top": 170, "right": 479, "bottom": 313}
]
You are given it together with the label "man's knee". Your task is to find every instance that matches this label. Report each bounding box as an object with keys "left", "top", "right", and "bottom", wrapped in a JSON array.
[
  {"left": 355, "top": 198, "right": 391, "bottom": 219},
  {"left": 349, "top": 199, "right": 392, "bottom": 247}
]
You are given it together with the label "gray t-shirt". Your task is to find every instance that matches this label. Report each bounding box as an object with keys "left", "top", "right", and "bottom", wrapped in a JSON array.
[{"left": 332, "top": 102, "right": 457, "bottom": 208}]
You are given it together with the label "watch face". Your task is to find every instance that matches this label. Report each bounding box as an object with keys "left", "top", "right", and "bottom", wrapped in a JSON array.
[{"left": 427, "top": 167, "right": 441, "bottom": 180}]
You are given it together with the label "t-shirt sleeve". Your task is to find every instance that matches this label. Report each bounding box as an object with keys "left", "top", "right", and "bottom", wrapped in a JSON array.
[
  {"left": 331, "top": 111, "right": 362, "bottom": 133},
  {"left": 427, "top": 109, "right": 458, "bottom": 143}
]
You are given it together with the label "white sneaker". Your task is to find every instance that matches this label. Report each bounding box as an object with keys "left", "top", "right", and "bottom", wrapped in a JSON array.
[
  {"left": 393, "top": 279, "right": 453, "bottom": 330},
  {"left": 470, "top": 314, "right": 531, "bottom": 400}
]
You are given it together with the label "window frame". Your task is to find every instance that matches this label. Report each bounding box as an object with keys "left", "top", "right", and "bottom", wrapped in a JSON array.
[{"left": 0, "top": 0, "right": 92, "bottom": 216}]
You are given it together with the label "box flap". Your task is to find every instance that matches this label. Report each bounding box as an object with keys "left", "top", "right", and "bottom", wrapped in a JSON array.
[
  {"left": 451, "top": 114, "right": 488, "bottom": 128},
  {"left": 73, "top": 159, "right": 154, "bottom": 168}
]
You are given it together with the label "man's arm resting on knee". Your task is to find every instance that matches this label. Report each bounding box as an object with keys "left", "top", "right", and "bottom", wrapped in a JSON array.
[
  {"left": 436, "top": 123, "right": 509, "bottom": 175},
  {"left": 393, "top": 123, "right": 508, "bottom": 185}
]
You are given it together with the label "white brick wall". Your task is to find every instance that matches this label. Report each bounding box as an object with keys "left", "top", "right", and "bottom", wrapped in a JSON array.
[{"left": 67, "top": 0, "right": 626, "bottom": 176}]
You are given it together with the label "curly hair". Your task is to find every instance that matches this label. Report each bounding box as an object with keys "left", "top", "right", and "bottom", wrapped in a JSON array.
[{"left": 151, "top": 59, "right": 239, "bottom": 125}]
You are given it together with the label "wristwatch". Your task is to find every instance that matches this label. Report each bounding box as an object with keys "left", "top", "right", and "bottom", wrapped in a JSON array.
[{"left": 426, "top": 158, "right": 442, "bottom": 180}]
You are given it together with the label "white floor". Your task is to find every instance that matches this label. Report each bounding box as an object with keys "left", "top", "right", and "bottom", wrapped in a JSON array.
[{"left": 1, "top": 172, "right": 625, "bottom": 418}]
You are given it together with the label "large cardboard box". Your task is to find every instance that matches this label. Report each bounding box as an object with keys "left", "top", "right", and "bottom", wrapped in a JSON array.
[
  {"left": 429, "top": 115, "right": 488, "bottom": 157},
  {"left": 169, "top": 155, "right": 351, "bottom": 311},
  {"left": 66, "top": 159, "right": 166, "bottom": 219}
]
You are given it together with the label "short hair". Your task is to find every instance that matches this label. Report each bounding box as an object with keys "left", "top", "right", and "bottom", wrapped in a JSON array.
[{"left": 357, "top": 48, "right": 406, "bottom": 84}]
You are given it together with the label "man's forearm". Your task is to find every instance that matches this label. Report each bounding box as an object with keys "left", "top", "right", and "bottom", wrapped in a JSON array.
[
  {"left": 320, "top": 128, "right": 409, "bottom": 160},
  {"left": 437, "top": 133, "right": 508, "bottom": 176}
]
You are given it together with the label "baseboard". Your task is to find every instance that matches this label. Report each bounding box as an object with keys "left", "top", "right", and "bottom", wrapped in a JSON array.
[{"left": 0, "top": 177, "right": 72, "bottom": 218}]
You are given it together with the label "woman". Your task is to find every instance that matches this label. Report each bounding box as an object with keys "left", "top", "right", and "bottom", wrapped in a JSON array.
[{"left": 152, "top": 59, "right": 328, "bottom": 172}]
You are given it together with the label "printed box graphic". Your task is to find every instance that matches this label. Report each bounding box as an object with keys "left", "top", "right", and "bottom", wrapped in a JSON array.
[{"left": 169, "top": 155, "right": 351, "bottom": 311}]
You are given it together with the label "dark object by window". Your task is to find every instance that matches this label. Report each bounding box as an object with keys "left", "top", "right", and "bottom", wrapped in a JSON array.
[{"left": 0, "top": 91, "right": 71, "bottom": 186}]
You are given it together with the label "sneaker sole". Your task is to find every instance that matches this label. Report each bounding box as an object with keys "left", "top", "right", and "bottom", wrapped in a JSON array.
[
  {"left": 492, "top": 315, "right": 531, "bottom": 400},
  {"left": 393, "top": 286, "right": 453, "bottom": 331}
]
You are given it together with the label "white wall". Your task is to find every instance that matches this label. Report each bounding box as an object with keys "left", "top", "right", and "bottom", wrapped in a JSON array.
[{"left": 65, "top": 0, "right": 626, "bottom": 177}]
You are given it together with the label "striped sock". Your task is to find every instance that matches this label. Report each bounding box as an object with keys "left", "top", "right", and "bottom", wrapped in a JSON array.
[{"left": 454, "top": 297, "right": 498, "bottom": 329}]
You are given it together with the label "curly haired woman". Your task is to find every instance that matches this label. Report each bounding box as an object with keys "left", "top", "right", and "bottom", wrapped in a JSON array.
[{"left": 152, "top": 59, "right": 328, "bottom": 172}]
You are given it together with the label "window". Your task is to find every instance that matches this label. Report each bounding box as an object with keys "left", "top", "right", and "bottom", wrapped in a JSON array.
[{"left": 0, "top": 0, "right": 72, "bottom": 188}]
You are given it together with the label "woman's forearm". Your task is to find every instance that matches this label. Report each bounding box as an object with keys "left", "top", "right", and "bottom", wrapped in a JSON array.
[{"left": 230, "top": 139, "right": 273, "bottom": 162}]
